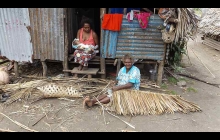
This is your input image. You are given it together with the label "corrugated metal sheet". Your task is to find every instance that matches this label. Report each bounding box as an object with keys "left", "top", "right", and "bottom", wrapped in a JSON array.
[
  {"left": 0, "top": 8, "right": 33, "bottom": 62},
  {"left": 101, "top": 30, "right": 118, "bottom": 58},
  {"left": 101, "top": 14, "right": 165, "bottom": 60},
  {"left": 29, "top": 8, "right": 64, "bottom": 61}
]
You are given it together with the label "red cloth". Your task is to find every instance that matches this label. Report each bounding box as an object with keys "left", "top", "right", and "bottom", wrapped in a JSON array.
[{"left": 102, "top": 14, "right": 123, "bottom": 31}]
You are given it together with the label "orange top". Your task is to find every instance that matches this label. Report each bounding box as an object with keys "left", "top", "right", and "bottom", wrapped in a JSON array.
[{"left": 79, "top": 28, "right": 96, "bottom": 46}]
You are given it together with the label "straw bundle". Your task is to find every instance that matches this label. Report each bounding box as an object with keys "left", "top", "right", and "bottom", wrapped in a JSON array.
[
  {"left": 107, "top": 89, "right": 201, "bottom": 116},
  {"left": 174, "top": 8, "right": 200, "bottom": 43}
]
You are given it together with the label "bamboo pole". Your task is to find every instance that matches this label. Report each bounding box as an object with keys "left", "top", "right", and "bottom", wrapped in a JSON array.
[
  {"left": 14, "top": 61, "right": 19, "bottom": 77},
  {"left": 63, "top": 8, "right": 69, "bottom": 77}
]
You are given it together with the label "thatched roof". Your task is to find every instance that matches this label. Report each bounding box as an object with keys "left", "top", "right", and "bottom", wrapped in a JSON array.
[
  {"left": 159, "top": 8, "right": 200, "bottom": 44},
  {"left": 174, "top": 8, "right": 200, "bottom": 43},
  {"left": 199, "top": 8, "right": 220, "bottom": 36}
]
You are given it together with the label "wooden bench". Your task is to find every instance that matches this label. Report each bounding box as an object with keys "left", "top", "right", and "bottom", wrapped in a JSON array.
[
  {"left": 67, "top": 55, "right": 114, "bottom": 79},
  {"left": 68, "top": 55, "right": 115, "bottom": 64}
]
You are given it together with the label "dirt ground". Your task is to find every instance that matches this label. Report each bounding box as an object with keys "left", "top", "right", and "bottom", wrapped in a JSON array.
[{"left": 0, "top": 33, "right": 220, "bottom": 132}]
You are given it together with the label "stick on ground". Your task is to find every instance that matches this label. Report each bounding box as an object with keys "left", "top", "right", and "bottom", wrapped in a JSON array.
[
  {"left": 0, "top": 128, "right": 16, "bottom": 132},
  {"left": 0, "top": 112, "right": 38, "bottom": 132}
]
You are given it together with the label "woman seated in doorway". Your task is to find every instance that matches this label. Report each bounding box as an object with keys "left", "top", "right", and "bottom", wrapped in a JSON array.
[
  {"left": 83, "top": 53, "right": 141, "bottom": 107},
  {"left": 71, "top": 16, "right": 99, "bottom": 71}
]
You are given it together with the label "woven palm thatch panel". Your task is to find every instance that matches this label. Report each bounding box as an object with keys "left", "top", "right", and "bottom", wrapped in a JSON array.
[{"left": 107, "top": 90, "right": 201, "bottom": 116}]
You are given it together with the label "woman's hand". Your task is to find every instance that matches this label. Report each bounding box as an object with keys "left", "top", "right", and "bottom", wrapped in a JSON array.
[
  {"left": 112, "top": 83, "right": 133, "bottom": 92},
  {"left": 88, "top": 49, "right": 94, "bottom": 54},
  {"left": 109, "top": 80, "right": 116, "bottom": 87},
  {"left": 112, "top": 86, "right": 119, "bottom": 92},
  {"left": 77, "top": 46, "right": 84, "bottom": 51}
]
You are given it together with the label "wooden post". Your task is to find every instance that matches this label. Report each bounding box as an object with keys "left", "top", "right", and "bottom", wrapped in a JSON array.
[
  {"left": 116, "top": 59, "right": 121, "bottom": 76},
  {"left": 100, "top": 8, "right": 106, "bottom": 79},
  {"left": 88, "top": 75, "right": 92, "bottom": 78},
  {"left": 63, "top": 8, "right": 69, "bottom": 77},
  {"left": 41, "top": 61, "right": 47, "bottom": 77},
  {"left": 14, "top": 61, "right": 19, "bottom": 77},
  {"left": 156, "top": 61, "right": 164, "bottom": 85},
  {"left": 156, "top": 43, "right": 167, "bottom": 85},
  {"left": 100, "top": 57, "right": 106, "bottom": 79}
]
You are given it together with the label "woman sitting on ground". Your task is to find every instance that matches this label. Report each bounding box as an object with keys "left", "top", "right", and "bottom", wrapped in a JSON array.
[{"left": 83, "top": 53, "right": 141, "bottom": 107}]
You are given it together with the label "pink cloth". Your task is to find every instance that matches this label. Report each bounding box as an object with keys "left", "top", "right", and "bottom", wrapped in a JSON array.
[
  {"left": 127, "top": 11, "right": 151, "bottom": 29},
  {"left": 137, "top": 12, "right": 151, "bottom": 29}
]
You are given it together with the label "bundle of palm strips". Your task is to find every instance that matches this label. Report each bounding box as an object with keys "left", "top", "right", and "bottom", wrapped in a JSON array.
[{"left": 107, "top": 89, "right": 201, "bottom": 116}]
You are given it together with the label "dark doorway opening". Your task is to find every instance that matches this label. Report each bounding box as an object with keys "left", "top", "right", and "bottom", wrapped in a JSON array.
[
  {"left": 75, "top": 8, "right": 100, "bottom": 39},
  {"left": 69, "top": 8, "right": 100, "bottom": 55}
]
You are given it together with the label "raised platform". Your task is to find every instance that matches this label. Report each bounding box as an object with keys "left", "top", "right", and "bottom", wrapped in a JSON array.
[
  {"left": 68, "top": 55, "right": 115, "bottom": 65},
  {"left": 68, "top": 67, "right": 100, "bottom": 78},
  {"left": 203, "top": 37, "right": 220, "bottom": 51},
  {"left": 71, "top": 67, "right": 99, "bottom": 75}
]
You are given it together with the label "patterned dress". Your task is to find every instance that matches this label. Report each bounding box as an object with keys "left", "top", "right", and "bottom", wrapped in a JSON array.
[{"left": 116, "top": 65, "right": 141, "bottom": 90}]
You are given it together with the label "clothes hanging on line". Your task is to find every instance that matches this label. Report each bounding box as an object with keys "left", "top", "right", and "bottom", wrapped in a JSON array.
[
  {"left": 102, "top": 14, "right": 123, "bottom": 31},
  {"left": 126, "top": 10, "right": 151, "bottom": 29},
  {"left": 110, "top": 8, "right": 124, "bottom": 14},
  {"left": 126, "top": 8, "right": 141, "bottom": 14}
]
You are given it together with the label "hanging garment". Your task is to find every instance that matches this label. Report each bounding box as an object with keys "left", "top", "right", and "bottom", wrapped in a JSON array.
[
  {"left": 126, "top": 8, "right": 141, "bottom": 14},
  {"left": 102, "top": 14, "right": 123, "bottom": 31},
  {"left": 136, "top": 12, "right": 151, "bottom": 29},
  {"left": 126, "top": 11, "right": 151, "bottom": 29},
  {"left": 110, "top": 8, "right": 124, "bottom": 14},
  {"left": 126, "top": 10, "right": 139, "bottom": 21}
]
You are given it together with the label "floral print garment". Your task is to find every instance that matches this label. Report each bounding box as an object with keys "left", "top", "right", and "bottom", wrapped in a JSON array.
[{"left": 73, "top": 50, "right": 96, "bottom": 66}]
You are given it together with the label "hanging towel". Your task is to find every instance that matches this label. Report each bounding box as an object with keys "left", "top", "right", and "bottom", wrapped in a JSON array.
[{"left": 102, "top": 14, "right": 123, "bottom": 31}]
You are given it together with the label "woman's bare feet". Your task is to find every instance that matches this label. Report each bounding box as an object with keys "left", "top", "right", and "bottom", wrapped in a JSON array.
[
  {"left": 83, "top": 96, "right": 94, "bottom": 108},
  {"left": 7, "top": 62, "right": 14, "bottom": 71},
  {"left": 78, "top": 65, "right": 83, "bottom": 71},
  {"left": 68, "top": 56, "right": 74, "bottom": 61},
  {"left": 82, "top": 66, "right": 88, "bottom": 71}
]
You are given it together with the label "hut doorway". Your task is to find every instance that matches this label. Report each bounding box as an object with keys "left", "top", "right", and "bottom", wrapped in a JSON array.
[
  {"left": 73, "top": 8, "right": 100, "bottom": 44},
  {"left": 65, "top": 8, "right": 105, "bottom": 78},
  {"left": 69, "top": 8, "right": 101, "bottom": 54}
]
